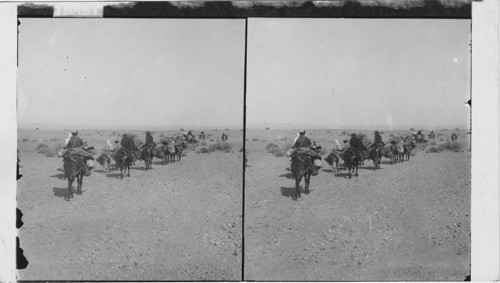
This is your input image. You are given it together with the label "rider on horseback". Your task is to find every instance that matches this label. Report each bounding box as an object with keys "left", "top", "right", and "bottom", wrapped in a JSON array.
[
  {"left": 373, "top": 131, "right": 384, "bottom": 148},
  {"left": 64, "top": 130, "right": 94, "bottom": 176},
  {"left": 121, "top": 134, "right": 138, "bottom": 162},
  {"left": 290, "top": 130, "right": 320, "bottom": 175},
  {"left": 294, "top": 130, "right": 311, "bottom": 148},
  {"left": 144, "top": 131, "right": 156, "bottom": 149},
  {"left": 342, "top": 133, "right": 365, "bottom": 161}
]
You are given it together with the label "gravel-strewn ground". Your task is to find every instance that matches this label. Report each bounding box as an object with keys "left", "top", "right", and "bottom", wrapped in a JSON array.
[
  {"left": 17, "top": 129, "right": 243, "bottom": 281},
  {"left": 244, "top": 129, "right": 470, "bottom": 281}
]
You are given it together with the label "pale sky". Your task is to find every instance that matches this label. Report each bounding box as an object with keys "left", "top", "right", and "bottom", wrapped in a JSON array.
[
  {"left": 18, "top": 18, "right": 245, "bottom": 128},
  {"left": 247, "top": 19, "right": 471, "bottom": 130}
]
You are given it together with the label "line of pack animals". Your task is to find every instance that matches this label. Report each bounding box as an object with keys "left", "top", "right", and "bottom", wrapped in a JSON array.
[
  {"left": 286, "top": 130, "right": 459, "bottom": 201},
  {"left": 58, "top": 131, "right": 225, "bottom": 201}
]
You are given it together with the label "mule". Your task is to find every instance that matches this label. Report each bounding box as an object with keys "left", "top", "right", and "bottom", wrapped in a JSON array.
[
  {"left": 290, "top": 152, "right": 316, "bottom": 200},
  {"left": 63, "top": 155, "right": 86, "bottom": 200},
  {"left": 342, "top": 149, "right": 358, "bottom": 179},
  {"left": 115, "top": 148, "right": 133, "bottom": 179},
  {"left": 379, "top": 146, "right": 394, "bottom": 164},
  {"left": 174, "top": 141, "right": 188, "bottom": 162},
  {"left": 141, "top": 147, "right": 153, "bottom": 170},
  {"left": 369, "top": 147, "right": 381, "bottom": 170},
  {"left": 151, "top": 146, "right": 165, "bottom": 164},
  {"left": 96, "top": 152, "right": 114, "bottom": 174},
  {"left": 404, "top": 141, "right": 416, "bottom": 161},
  {"left": 324, "top": 152, "right": 341, "bottom": 172}
]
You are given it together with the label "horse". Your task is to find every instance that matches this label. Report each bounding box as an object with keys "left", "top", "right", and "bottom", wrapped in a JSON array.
[
  {"left": 185, "top": 134, "right": 197, "bottom": 144},
  {"left": 114, "top": 148, "right": 133, "bottom": 179},
  {"left": 379, "top": 146, "right": 394, "bottom": 164},
  {"left": 141, "top": 147, "right": 153, "bottom": 170},
  {"left": 63, "top": 154, "right": 86, "bottom": 200},
  {"left": 369, "top": 147, "right": 381, "bottom": 170},
  {"left": 290, "top": 151, "right": 316, "bottom": 200},
  {"left": 96, "top": 152, "right": 115, "bottom": 174},
  {"left": 324, "top": 151, "right": 342, "bottom": 172},
  {"left": 151, "top": 145, "right": 165, "bottom": 164},
  {"left": 396, "top": 142, "right": 405, "bottom": 163},
  {"left": 342, "top": 149, "right": 358, "bottom": 179},
  {"left": 174, "top": 141, "right": 188, "bottom": 162},
  {"left": 404, "top": 141, "right": 415, "bottom": 161}
]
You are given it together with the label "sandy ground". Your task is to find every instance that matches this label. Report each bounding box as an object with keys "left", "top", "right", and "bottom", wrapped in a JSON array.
[
  {"left": 17, "top": 129, "right": 243, "bottom": 281},
  {"left": 244, "top": 129, "right": 470, "bottom": 281}
]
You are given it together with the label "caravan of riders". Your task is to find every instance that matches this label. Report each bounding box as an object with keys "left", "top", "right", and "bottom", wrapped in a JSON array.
[
  {"left": 286, "top": 128, "right": 433, "bottom": 200},
  {"left": 60, "top": 129, "right": 216, "bottom": 183}
]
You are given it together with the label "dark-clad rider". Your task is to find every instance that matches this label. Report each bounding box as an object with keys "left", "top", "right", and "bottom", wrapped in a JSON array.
[
  {"left": 293, "top": 130, "right": 312, "bottom": 148},
  {"left": 66, "top": 130, "right": 84, "bottom": 149},
  {"left": 145, "top": 131, "right": 155, "bottom": 149},
  {"left": 373, "top": 131, "right": 384, "bottom": 148},
  {"left": 121, "top": 134, "right": 138, "bottom": 162},
  {"left": 65, "top": 130, "right": 93, "bottom": 176},
  {"left": 342, "top": 133, "right": 365, "bottom": 160}
]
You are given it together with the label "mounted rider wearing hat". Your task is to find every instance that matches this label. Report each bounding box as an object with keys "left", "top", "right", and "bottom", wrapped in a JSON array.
[
  {"left": 65, "top": 130, "right": 94, "bottom": 176},
  {"left": 294, "top": 130, "right": 312, "bottom": 148}
]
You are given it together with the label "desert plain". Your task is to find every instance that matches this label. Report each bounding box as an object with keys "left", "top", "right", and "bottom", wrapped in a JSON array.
[
  {"left": 244, "top": 128, "right": 470, "bottom": 281},
  {"left": 17, "top": 128, "right": 243, "bottom": 281}
]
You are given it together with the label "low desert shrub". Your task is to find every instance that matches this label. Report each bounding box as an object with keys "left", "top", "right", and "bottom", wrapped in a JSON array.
[
  {"left": 209, "top": 142, "right": 232, "bottom": 153},
  {"left": 426, "top": 146, "right": 440, "bottom": 153},
  {"left": 200, "top": 140, "right": 207, "bottom": 146},
  {"left": 266, "top": 143, "right": 278, "bottom": 151},
  {"left": 36, "top": 143, "right": 49, "bottom": 153},
  {"left": 273, "top": 150, "right": 285, "bottom": 157},
  {"left": 439, "top": 141, "right": 462, "bottom": 152},
  {"left": 279, "top": 137, "right": 287, "bottom": 141},
  {"left": 196, "top": 146, "right": 211, "bottom": 154},
  {"left": 36, "top": 143, "right": 56, "bottom": 157},
  {"left": 430, "top": 141, "right": 437, "bottom": 146},
  {"left": 22, "top": 138, "right": 29, "bottom": 142},
  {"left": 266, "top": 143, "right": 285, "bottom": 157},
  {"left": 252, "top": 137, "right": 259, "bottom": 142},
  {"left": 188, "top": 143, "right": 198, "bottom": 151},
  {"left": 55, "top": 143, "right": 65, "bottom": 151},
  {"left": 50, "top": 137, "right": 58, "bottom": 141}
]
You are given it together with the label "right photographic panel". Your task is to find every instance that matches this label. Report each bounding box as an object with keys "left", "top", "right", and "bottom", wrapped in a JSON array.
[{"left": 245, "top": 18, "right": 471, "bottom": 281}]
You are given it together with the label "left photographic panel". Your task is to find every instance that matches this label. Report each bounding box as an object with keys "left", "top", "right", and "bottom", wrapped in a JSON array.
[{"left": 17, "top": 18, "right": 245, "bottom": 281}]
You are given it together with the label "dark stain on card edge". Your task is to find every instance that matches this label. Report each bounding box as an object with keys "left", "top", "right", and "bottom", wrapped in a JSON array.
[{"left": 17, "top": 1, "right": 471, "bottom": 18}]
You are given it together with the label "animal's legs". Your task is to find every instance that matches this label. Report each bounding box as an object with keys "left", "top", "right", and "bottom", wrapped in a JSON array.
[
  {"left": 77, "top": 172, "right": 83, "bottom": 195},
  {"left": 295, "top": 175, "right": 303, "bottom": 199},
  {"left": 304, "top": 173, "right": 310, "bottom": 194},
  {"left": 67, "top": 176, "right": 74, "bottom": 200}
]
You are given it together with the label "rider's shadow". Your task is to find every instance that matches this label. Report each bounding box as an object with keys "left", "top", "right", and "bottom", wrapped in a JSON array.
[
  {"left": 280, "top": 187, "right": 298, "bottom": 197},
  {"left": 50, "top": 173, "right": 66, "bottom": 180},
  {"left": 106, "top": 173, "right": 125, "bottom": 178},
  {"left": 334, "top": 172, "right": 352, "bottom": 178},
  {"left": 52, "top": 187, "right": 83, "bottom": 198},
  {"left": 278, "top": 172, "right": 294, "bottom": 179}
]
